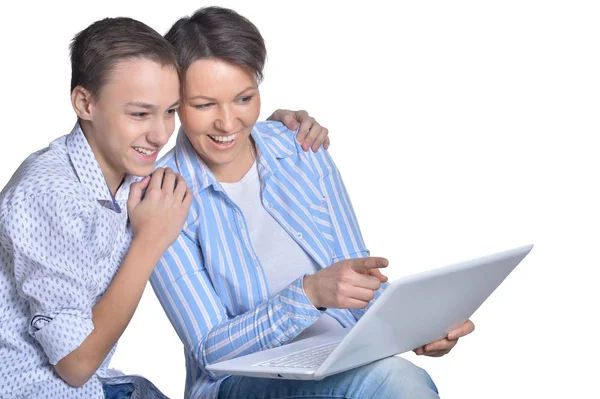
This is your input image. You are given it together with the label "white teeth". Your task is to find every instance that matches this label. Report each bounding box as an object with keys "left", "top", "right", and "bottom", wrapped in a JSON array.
[
  {"left": 209, "top": 133, "right": 238, "bottom": 143},
  {"left": 133, "top": 147, "right": 157, "bottom": 156}
]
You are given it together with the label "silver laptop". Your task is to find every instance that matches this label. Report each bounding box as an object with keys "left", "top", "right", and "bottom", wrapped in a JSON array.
[{"left": 206, "top": 244, "right": 533, "bottom": 380}]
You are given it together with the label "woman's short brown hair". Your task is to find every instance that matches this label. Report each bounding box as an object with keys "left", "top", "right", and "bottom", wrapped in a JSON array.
[{"left": 164, "top": 6, "right": 266, "bottom": 90}]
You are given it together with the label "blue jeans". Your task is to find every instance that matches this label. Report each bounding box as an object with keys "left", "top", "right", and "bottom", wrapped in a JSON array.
[
  {"left": 103, "top": 383, "right": 135, "bottom": 399},
  {"left": 218, "top": 357, "right": 439, "bottom": 398}
]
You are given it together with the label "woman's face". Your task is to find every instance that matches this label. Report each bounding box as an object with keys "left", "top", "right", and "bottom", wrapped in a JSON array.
[{"left": 178, "top": 58, "right": 261, "bottom": 182}]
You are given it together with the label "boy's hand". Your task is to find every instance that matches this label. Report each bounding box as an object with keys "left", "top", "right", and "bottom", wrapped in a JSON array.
[
  {"left": 127, "top": 167, "right": 192, "bottom": 252},
  {"left": 268, "top": 109, "right": 330, "bottom": 151}
]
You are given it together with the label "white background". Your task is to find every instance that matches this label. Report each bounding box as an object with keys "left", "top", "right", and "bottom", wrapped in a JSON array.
[{"left": 1, "top": 1, "right": 598, "bottom": 398}]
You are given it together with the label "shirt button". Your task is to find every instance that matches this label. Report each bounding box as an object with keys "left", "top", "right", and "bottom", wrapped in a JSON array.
[{"left": 296, "top": 232, "right": 303, "bottom": 239}]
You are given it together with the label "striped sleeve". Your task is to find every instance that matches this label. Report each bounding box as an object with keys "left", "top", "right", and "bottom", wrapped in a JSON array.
[{"left": 150, "top": 232, "right": 322, "bottom": 380}]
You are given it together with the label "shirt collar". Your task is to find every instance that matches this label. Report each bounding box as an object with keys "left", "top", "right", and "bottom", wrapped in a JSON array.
[
  {"left": 174, "top": 122, "right": 296, "bottom": 194},
  {"left": 66, "top": 123, "right": 136, "bottom": 211}
]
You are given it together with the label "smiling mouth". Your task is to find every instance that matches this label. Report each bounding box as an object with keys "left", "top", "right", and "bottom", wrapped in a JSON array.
[
  {"left": 208, "top": 132, "right": 239, "bottom": 144},
  {"left": 133, "top": 146, "right": 157, "bottom": 156}
]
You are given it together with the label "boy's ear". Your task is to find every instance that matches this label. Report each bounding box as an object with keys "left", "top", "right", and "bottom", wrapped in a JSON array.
[{"left": 71, "top": 86, "right": 94, "bottom": 121}]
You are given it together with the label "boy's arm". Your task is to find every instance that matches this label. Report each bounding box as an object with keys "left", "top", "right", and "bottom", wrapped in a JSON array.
[
  {"left": 54, "top": 237, "right": 168, "bottom": 386},
  {"left": 54, "top": 168, "right": 191, "bottom": 387},
  {"left": 4, "top": 168, "right": 191, "bottom": 387}
]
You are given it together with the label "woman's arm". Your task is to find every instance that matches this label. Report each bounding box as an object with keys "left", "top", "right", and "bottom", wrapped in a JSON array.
[{"left": 150, "top": 233, "right": 323, "bottom": 380}]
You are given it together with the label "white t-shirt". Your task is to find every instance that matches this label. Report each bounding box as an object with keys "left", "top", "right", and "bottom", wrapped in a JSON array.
[{"left": 221, "top": 161, "right": 343, "bottom": 339}]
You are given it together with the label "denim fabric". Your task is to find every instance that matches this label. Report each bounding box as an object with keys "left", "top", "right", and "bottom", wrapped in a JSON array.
[
  {"left": 103, "top": 383, "right": 135, "bottom": 399},
  {"left": 218, "top": 357, "right": 439, "bottom": 399}
]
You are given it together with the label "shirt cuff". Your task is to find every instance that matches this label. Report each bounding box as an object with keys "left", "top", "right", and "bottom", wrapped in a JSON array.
[
  {"left": 33, "top": 312, "right": 94, "bottom": 365},
  {"left": 276, "top": 277, "right": 322, "bottom": 332}
]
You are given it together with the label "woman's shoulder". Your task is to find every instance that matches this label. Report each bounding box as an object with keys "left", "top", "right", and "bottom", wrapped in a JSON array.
[
  {"left": 254, "top": 121, "right": 337, "bottom": 179},
  {"left": 253, "top": 121, "right": 299, "bottom": 155}
]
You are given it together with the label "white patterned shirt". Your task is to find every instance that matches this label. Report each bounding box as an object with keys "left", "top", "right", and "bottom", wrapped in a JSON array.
[{"left": 0, "top": 124, "right": 164, "bottom": 398}]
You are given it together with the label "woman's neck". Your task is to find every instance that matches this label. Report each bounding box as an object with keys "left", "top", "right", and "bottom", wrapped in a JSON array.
[{"left": 212, "top": 137, "right": 257, "bottom": 183}]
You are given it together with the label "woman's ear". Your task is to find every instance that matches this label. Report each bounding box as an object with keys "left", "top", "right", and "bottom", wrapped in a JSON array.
[{"left": 71, "top": 86, "right": 94, "bottom": 121}]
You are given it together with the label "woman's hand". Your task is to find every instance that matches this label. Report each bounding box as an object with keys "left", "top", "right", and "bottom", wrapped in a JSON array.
[{"left": 413, "top": 320, "right": 476, "bottom": 357}]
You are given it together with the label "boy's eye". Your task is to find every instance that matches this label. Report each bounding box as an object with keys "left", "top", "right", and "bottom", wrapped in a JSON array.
[
  {"left": 166, "top": 108, "right": 177, "bottom": 115},
  {"left": 132, "top": 112, "right": 148, "bottom": 118}
]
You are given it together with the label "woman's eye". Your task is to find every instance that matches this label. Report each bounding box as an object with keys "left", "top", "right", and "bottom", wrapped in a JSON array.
[
  {"left": 194, "top": 103, "right": 214, "bottom": 109},
  {"left": 238, "top": 96, "right": 252, "bottom": 103}
]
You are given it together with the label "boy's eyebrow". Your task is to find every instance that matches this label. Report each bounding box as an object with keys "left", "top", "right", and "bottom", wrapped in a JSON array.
[
  {"left": 125, "top": 100, "right": 180, "bottom": 110},
  {"left": 126, "top": 101, "right": 157, "bottom": 110}
]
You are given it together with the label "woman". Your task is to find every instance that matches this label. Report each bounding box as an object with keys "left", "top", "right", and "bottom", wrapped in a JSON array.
[{"left": 151, "top": 6, "right": 474, "bottom": 398}]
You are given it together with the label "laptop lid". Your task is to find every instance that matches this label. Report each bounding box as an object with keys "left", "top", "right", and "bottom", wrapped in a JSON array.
[{"left": 315, "top": 244, "right": 533, "bottom": 378}]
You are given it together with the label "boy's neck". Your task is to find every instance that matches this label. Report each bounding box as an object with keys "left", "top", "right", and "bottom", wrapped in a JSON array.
[{"left": 79, "top": 121, "right": 126, "bottom": 196}]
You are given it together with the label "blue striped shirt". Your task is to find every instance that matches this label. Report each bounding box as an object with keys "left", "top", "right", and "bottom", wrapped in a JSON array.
[{"left": 151, "top": 122, "right": 384, "bottom": 399}]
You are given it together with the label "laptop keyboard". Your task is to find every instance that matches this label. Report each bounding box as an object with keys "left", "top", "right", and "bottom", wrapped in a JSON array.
[{"left": 256, "top": 340, "right": 341, "bottom": 369}]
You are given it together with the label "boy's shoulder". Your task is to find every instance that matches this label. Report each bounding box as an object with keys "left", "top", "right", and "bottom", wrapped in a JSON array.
[{"left": 1, "top": 136, "right": 83, "bottom": 215}]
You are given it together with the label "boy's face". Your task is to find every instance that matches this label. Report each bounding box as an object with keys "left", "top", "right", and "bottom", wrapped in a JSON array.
[{"left": 83, "top": 58, "right": 180, "bottom": 188}]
